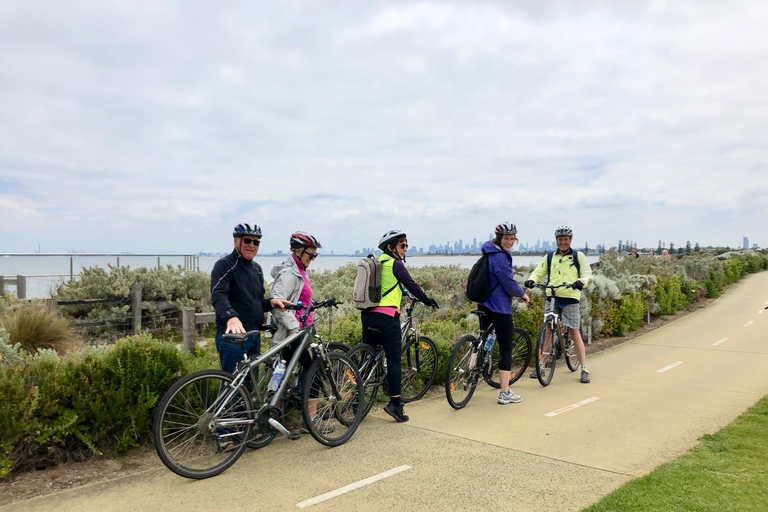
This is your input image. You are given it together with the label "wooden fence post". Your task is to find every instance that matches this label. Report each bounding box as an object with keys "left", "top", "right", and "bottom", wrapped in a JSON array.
[
  {"left": 70, "top": 256, "right": 74, "bottom": 281},
  {"left": 182, "top": 307, "right": 196, "bottom": 353},
  {"left": 16, "top": 275, "right": 26, "bottom": 299},
  {"left": 0, "top": 276, "right": 4, "bottom": 296},
  {"left": 131, "top": 283, "right": 143, "bottom": 334}
]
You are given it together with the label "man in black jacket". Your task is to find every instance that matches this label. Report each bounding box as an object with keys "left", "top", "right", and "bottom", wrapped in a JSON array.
[{"left": 211, "top": 223, "right": 290, "bottom": 374}]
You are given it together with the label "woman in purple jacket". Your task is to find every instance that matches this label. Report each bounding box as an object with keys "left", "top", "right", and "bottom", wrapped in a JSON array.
[{"left": 479, "top": 223, "right": 530, "bottom": 405}]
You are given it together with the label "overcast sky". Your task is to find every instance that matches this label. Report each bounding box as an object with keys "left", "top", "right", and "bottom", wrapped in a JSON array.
[{"left": 1, "top": 1, "right": 766, "bottom": 255}]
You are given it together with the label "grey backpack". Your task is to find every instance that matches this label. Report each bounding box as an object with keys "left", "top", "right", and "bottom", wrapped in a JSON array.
[{"left": 353, "top": 254, "right": 398, "bottom": 310}]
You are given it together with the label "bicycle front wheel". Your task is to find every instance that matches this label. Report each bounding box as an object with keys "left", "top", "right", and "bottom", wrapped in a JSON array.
[
  {"left": 485, "top": 327, "right": 532, "bottom": 388},
  {"left": 327, "top": 341, "right": 351, "bottom": 354},
  {"left": 301, "top": 352, "right": 364, "bottom": 447},
  {"left": 347, "top": 343, "right": 383, "bottom": 418},
  {"left": 401, "top": 336, "right": 438, "bottom": 403},
  {"left": 152, "top": 369, "right": 253, "bottom": 479},
  {"left": 445, "top": 335, "right": 479, "bottom": 410},
  {"left": 535, "top": 324, "right": 557, "bottom": 386},
  {"left": 564, "top": 333, "right": 580, "bottom": 372}
]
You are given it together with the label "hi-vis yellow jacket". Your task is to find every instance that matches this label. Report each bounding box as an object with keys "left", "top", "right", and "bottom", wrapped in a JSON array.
[{"left": 527, "top": 249, "right": 592, "bottom": 301}]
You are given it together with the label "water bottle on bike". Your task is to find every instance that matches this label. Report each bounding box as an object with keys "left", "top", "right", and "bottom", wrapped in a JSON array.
[{"left": 268, "top": 359, "right": 286, "bottom": 392}]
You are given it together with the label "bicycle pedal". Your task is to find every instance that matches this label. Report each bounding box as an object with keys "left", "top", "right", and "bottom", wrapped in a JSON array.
[{"left": 287, "top": 432, "right": 301, "bottom": 441}]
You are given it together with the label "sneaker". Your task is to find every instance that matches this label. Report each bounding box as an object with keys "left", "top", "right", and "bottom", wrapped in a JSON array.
[
  {"left": 383, "top": 403, "right": 409, "bottom": 422},
  {"left": 580, "top": 370, "right": 591, "bottom": 383},
  {"left": 498, "top": 390, "right": 523, "bottom": 405},
  {"left": 300, "top": 416, "right": 336, "bottom": 434}
]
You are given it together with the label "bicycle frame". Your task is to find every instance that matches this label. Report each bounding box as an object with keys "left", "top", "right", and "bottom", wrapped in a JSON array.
[{"left": 214, "top": 301, "right": 340, "bottom": 436}]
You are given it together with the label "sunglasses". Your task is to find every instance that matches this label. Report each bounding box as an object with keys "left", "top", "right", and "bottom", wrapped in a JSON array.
[
  {"left": 240, "top": 238, "right": 260, "bottom": 246},
  {"left": 306, "top": 253, "right": 318, "bottom": 260},
  {"left": 398, "top": 242, "right": 409, "bottom": 249}
]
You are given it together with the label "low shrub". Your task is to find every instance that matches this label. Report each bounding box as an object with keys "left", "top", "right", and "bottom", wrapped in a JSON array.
[
  {"left": 1, "top": 306, "right": 78, "bottom": 355},
  {"left": 0, "top": 333, "right": 193, "bottom": 478}
]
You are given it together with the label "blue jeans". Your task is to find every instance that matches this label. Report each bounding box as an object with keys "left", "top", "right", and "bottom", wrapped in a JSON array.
[{"left": 215, "top": 330, "right": 260, "bottom": 375}]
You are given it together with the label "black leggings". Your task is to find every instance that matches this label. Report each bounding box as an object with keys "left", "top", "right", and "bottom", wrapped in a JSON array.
[
  {"left": 478, "top": 304, "right": 514, "bottom": 371},
  {"left": 361, "top": 310, "right": 402, "bottom": 397}
]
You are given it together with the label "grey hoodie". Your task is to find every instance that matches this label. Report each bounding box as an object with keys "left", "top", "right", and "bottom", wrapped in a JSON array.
[{"left": 268, "top": 255, "right": 306, "bottom": 341}]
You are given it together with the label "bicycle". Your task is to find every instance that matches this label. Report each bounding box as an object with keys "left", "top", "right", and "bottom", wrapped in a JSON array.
[
  {"left": 528, "top": 282, "right": 581, "bottom": 386},
  {"left": 445, "top": 308, "right": 532, "bottom": 410},
  {"left": 346, "top": 291, "right": 439, "bottom": 417},
  {"left": 152, "top": 298, "right": 364, "bottom": 479}
]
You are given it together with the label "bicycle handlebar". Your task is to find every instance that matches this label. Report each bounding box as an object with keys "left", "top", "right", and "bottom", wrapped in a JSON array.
[
  {"left": 403, "top": 289, "right": 438, "bottom": 309},
  {"left": 223, "top": 298, "right": 342, "bottom": 340},
  {"left": 527, "top": 282, "right": 574, "bottom": 290}
]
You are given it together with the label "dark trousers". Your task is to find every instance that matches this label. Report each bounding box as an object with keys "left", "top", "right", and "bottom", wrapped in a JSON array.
[
  {"left": 478, "top": 305, "right": 514, "bottom": 371},
  {"left": 215, "top": 330, "right": 260, "bottom": 375},
  {"left": 361, "top": 310, "right": 402, "bottom": 398}
]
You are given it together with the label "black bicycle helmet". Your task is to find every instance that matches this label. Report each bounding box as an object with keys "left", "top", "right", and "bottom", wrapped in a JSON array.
[{"left": 233, "top": 223, "right": 262, "bottom": 237}]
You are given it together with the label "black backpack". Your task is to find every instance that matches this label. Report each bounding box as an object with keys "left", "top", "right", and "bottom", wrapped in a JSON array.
[
  {"left": 546, "top": 250, "right": 582, "bottom": 284},
  {"left": 466, "top": 253, "right": 499, "bottom": 303}
]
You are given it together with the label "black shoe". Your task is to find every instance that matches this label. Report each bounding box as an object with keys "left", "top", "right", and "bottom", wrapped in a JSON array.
[{"left": 383, "top": 403, "right": 409, "bottom": 422}]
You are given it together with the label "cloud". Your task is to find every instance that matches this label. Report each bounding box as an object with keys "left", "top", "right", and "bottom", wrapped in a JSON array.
[{"left": 1, "top": 1, "right": 767, "bottom": 253}]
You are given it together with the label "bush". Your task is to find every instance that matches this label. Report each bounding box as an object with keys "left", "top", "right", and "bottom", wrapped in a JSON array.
[
  {"left": 655, "top": 275, "right": 688, "bottom": 315},
  {"left": 0, "top": 333, "right": 191, "bottom": 478},
  {"left": 1, "top": 306, "right": 78, "bottom": 355}
]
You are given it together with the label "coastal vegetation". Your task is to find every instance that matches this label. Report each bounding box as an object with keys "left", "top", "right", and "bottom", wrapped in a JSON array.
[{"left": 0, "top": 249, "right": 767, "bottom": 479}]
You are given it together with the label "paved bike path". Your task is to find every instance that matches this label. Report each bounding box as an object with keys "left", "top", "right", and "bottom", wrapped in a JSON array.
[{"left": 4, "top": 272, "right": 768, "bottom": 512}]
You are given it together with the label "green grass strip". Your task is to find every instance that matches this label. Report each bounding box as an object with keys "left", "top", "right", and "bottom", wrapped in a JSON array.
[{"left": 583, "top": 394, "right": 768, "bottom": 511}]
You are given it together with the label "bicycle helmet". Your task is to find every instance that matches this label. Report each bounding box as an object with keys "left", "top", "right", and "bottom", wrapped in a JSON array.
[
  {"left": 378, "top": 229, "right": 406, "bottom": 251},
  {"left": 233, "top": 223, "right": 262, "bottom": 238},
  {"left": 290, "top": 231, "right": 322, "bottom": 249},
  {"left": 554, "top": 226, "right": 573, "bottom": 237},
  {"left": 494, "top": 222, "right": 517, "bottom": 236}
]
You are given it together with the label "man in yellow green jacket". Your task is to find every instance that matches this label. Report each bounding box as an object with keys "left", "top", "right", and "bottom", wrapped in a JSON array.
[{"left": 524, "top": 226, "right": 593, "bottom": 383}]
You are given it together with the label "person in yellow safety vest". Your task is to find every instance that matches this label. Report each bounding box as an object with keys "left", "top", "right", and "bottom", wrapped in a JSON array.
[
  {"left": 361, "top": 229, "right": 439, "bottom": 422},
  {"left": 524, "top": 226, "right": 593, "bottom": 383}
]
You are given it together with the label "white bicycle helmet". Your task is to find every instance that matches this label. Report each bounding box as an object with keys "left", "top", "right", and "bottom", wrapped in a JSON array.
[
  {"left": 554, "top": 226, "right": 573, "bottom": 237},
  {"left": 378, "top": 229, "right": 406, "bottom": 251}
]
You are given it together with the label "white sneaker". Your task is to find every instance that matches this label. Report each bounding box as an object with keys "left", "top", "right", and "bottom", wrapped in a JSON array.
[{"left": 498, "top": 390, "right": 523, "bottom": 404}]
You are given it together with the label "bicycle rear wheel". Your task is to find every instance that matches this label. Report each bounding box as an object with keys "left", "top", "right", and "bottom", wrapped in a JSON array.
[
  {"left": 535, "top": 324, "right": 556, "bottom": 386},
  {"left": 400, "top": 336, "right": 438, "bottom": 403},
  {"left": 327, "top": 341, "right": 351, "bottom": 354},
  {"left": 564, "top": 333, "right": 580, "bottom": 372},
  {"left": 485, "top": 327, "right": 532, "bottom": 388},
  {"left": 346, "top": 343, "right": 383, "bottom": 418},
  {"left": 301, "top": 352, "right": 364, "bottom": 447},
  {"left": 445, "top": 335, "right": 480, "bottom": 410},
  {"left": 152, "top": 369, "right": 252, "bottom": 479}
]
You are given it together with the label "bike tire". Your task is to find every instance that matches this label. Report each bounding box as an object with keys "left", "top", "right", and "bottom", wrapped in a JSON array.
[
  {"left": 445, "top": 335, "right": 479, "bottom": 410},
  {"left": 564, "top": 332, "right": 580, "bottom": 372},
  {"left": 245, "top": 361, "right": 285, "bottom": 450},
  {"left": 400, "top": 336, "right": 438, "bottom": 403},
  {"left": 535, "top": 324, "right": 556, "bottom": 386},
  {"left": 327, "top": 341, "right": 351, "bottom": 353},
  {"left": 152, "top": 369, "right": 252, "bottom": 479},
  {"left": 485, "top": 327, "right": 532, "bottom": 388},
  {"left": 301, "top": 352, "right": 364, "bottom": 447},
  {"left": 346, "top": 343, "right": 383, "bottom": 418}
]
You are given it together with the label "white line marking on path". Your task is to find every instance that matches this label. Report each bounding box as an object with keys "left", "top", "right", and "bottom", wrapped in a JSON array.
[
  {"left": 759, "top": 310, "right": 764, "bottom": 315},
  {"left": 657, "top": 361, "right": 684, "bottom": 373},
  {"left": 545, "top": 397, "right": 600, "bottom": 417},
  {"left": 712, "top": 338, "right": 729, "bottom": 346},
  {"left": 296, "top": 465, "right": 412, "bottom": 508},
  {"left": 744, "top": 321, "right": 754, "bottom": 327}
]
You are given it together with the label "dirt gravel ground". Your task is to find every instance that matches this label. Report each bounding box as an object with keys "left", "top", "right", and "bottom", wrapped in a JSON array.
[{"left": 0, "top": 299, "right": 713, "bottom": 507}]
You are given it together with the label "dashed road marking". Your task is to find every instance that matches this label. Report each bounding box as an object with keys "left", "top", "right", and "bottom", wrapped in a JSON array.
[
  {"left": 744, "top": 321, "right": 754, "bottom": 327},
  {"left": 657, "top": 361, "right": 684, "bottom": 373},
  {"left": 545, "top": 397, "right": 600, "bottom": 417},
  {"left": 712, "top": 338, "right": 729, "bottom": 346},
  {"left": 296, "top": 465, "right": 412, "bottom": 508}
]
